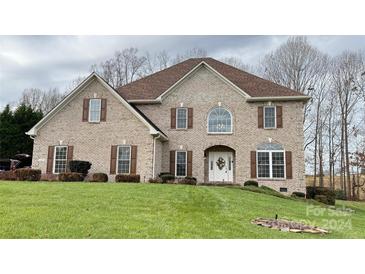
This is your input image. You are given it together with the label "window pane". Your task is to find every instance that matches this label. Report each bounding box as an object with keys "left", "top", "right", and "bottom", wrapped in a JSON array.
[
  {"left": 264, "top": 107, "right": 275, "bottom": 128},
  {"left": 208, "top": 107, "right": 232, "bottom": 133},
  {"left": 257, "top": 152, "right": 270, "bottom": 178},
  {"left": 176, "top": 151, "right": 186, "bottom": 176},
  {"left": 54, "top": 146, "right": 67, "bottom": 173},
  {"left": 89, "top": 99, "right": 101, "bottom": 122},
  {"left": 272, "top": 152, "right": 285, "bottom": 178},
  {"left": 118, "top": 146, "right": 130, "bottom": 174},
  {"left": 176, "top": 108, "right": 187, "bottom": 129}
]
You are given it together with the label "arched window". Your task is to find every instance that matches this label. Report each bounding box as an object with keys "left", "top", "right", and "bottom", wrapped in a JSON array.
[{"left": 208, "top": 107, "right": 232, "bottom": 133}]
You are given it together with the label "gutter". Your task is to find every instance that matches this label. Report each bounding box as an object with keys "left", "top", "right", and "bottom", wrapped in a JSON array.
[{"left": 246, "top": 96, "right": 311, "bottom": 102}]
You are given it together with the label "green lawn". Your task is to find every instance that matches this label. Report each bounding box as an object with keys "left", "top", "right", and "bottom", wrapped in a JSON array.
[{"left": 0, "top": 181, "right": 364, "bottom": 239}]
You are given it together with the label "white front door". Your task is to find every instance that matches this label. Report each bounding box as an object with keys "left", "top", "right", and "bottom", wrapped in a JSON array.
[{"left": 208, "top": 151, "right": 233, "bottom": 182}]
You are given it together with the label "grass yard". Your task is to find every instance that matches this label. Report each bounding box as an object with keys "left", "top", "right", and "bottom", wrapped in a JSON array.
[{"left": 0, "top": 181, "right": 364, "bottom": 239}]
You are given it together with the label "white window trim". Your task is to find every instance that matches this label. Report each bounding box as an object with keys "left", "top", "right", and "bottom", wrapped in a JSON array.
[
  {"left": 263, "top": 106, "right": 276, "bottom": 129},
  {"left": 89, "top": 98, "right": 102, "bottom": 123},
  {"left": 176, "top": 107, "right": 188, "bottom": 129},
  {"left": 117, "top": 145, "right": 131, "bottom": 175},
  {"left": 175, "top": 150, "right": 187, "bottom": 177},
  {"left": 206, "top": 107, "right": 233, "bottom": 134},
  {"left": 53, "top": 145, "right": 68, "bottom": 174},
  {"left": 256, "top": 150, "right": 286, "bottom": 180}
]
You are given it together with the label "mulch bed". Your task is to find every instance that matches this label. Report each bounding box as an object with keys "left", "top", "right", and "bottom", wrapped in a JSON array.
[{"left": 252, "top": 217, "right": 329, "bottom": 234}]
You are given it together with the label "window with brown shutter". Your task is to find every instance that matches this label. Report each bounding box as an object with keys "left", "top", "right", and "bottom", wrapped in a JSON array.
[
  {"left": 250, "top": 151, "right": 257, "bottom": 178},
  {"left": 171, "top": 108, "right": 176, "bottom": 129},
  {"left": 276, "top": 106, "right": 283, "bottom": 128},
  {"left": 82, "top": 98, "right": 90, "bottom": 122},
  {"left": 100, "top": 99, "right": 107, "bottom": 122},
  {"left": 258, "top": 107, "right": 263, "bottom": 128},
  {"left": 46, "top": 146, "right": 55, "bottom": 174},
  {"left": 188, "top": 108, "right": 193, "bottom": 129},
  {"left": 285, "top": 151, "right": 292, "bottom": 179},
  {"left": 66, "top": 145, "right": 74, "bottom": 171},
  {"left": 187, "top": 151, "right": 192, "bottom": 176},
  {"left": 130, "top": 145, "right": 137, "bottom": 175},
  {"left": 110, "top": 145, "right": 117, "bottom": 174},
  {"left": 170, "top": 150, "right": 176, "bottom": 175}
]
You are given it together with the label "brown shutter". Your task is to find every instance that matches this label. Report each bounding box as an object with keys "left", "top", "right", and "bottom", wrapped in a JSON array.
[
  {"left": 130, "top": 145, "right": 137, "bottom": 175},
  {"left": 258, "top": 106, "right": 263, "bottom": 128},
  {"left": 250, "top": 151, "right": 257, "bottom": 178},
  {"left": 66, "top": 146, "right": 74, "bottom": 172},
  {"left": 170, "top": 150, "right": 176, "bottom": 175},
  {"left": 82, "top": 98, "right": 90, "bottom": 122},
  {"left": 188, "top": 108, "right": 193, "bottom": 129},
  {"left": 285, "top": 151, "right": 293, "bottom": 179},
  {"left": 171, "top": 108, "right": 176, "bottom": 129},
  {"left": 100, "top": 99, "right": 107, "bottom": 122},
  {"left": 276, "top": 106, "right": 283, "bottom": 128},
  {"left": 187, "top": 151, "right": 193, "bottom": 177},
  {"left": 110, "top": 145, "right": 117, "bottom": 174},
  {"left": 46, "top": 146, "right": 55, "bottom": 174}
]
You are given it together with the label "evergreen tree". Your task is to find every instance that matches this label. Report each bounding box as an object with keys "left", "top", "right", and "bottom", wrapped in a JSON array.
[{"left": 0, "top": 104, "right": 42, "bottom": 158}]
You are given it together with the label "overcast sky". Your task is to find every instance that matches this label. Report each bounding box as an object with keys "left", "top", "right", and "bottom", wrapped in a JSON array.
[{"left": 1, "top": 35, "right": 365, "bottom": 109}]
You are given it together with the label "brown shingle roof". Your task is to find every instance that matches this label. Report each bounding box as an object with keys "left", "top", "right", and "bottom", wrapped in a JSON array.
[{"left": 117, "top": 57, "right": 305, "bottom": 100}]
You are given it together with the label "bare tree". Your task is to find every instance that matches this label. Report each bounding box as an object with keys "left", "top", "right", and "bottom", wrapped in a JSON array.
[
  {"left": 19, "top": 87, "right": 64, "bottom": 114},
  {"left": 91, "top": 47, "right": 147, "bottom": 88},
  {"left": 331, "top": 51, "right": 364, "bottom": 199},
  {"left": 172, "top": 47, "right": 207, "bottom": 64}
]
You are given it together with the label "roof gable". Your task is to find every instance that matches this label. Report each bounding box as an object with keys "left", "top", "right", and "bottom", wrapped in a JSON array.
[
  {"left": 117, "top": 57, "right": 310, "bottom": 101},
  {"left": 26, "top": 73, "right": 167, "bottom": 139}
]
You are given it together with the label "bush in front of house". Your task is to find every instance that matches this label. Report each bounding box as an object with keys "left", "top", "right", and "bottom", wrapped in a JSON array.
[
  {"left": 291, "top": 191, "right": 305, "bottom": 198},
  {"left": 0, "top": 170, "right": 17, "bottom": 181},
  {"left": 178, "top": 176, "right": 197, "bottom": 185},
  {"left": 59, "top": 172, "right": 84, "bottom": 182},
  {"left": 115, "top": 174, "right": 140, "bottom": 183},
  {"left": 148, "top": 177, "right": 162, "bottom": 184},
  {"left": 14, "top": 168, "right": 41, "bottom": 181},
  {"left": 335, "top": 189, "right": 347, "bottom": 200},
  {"left": 160, "top": 174, "right": 175, "bottom": 184},
  {"left": 243, "top": 180, "right": 258, "bottom": 187},
  {"left": 306, "top": 186, "right": 336, "bottom": 205},
  {"left": 85, "top": 173, "right": 108, "bottom": 182},
  {"left": 69, "top": 160, "right": 92, "bottom": 176}
]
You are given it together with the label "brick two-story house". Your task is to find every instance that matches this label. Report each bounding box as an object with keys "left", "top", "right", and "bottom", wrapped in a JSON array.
[{"left": 27, "top": 58, "right": 310, "bottom": 194}]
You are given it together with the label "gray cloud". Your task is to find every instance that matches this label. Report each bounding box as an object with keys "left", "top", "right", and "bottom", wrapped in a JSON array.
[{"left": 1, "top": 35, "right": 365, "bottom": 108}]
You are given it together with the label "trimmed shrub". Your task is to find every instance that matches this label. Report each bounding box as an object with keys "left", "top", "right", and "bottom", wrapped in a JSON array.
[
  {"left": 244, "top": 180, "right": 258, "bottom": 187},
  {"left": 115, "top": 174, "right": 140, "bottom": 183},
  {"left": 59, "top": 172, "right": 84, "bottom": 182},
  {"left": 69, "top": 160, "right": 91, "bottom": 175},
  {"left": 306, "top": 186, "right": 336, "bottom": 205},
  {"left": 0, "top": 170, "right": 16, "bottom": 181},
  {"left": 291, "top": 191, "right": 305, "bottom": 198},
  {"left": 178, "top": 176, "right": 197, "bottom": 185},
  {"left": 40, "top": 174, "right": 59, "bottom": 181},
  {"left": 14, "top": 168, "right": 41, "bottom": 181},
  {"left": 86, "top": 173, "right": 108, "bottom": 182},
  {"left": 160, "top": 174, "right": 175, "bottom": 184},
  {"left": 148, "top": 177, "right": 162, "bottom": 184},
  {"left": 335, "top": 189, "right": 347, "bottom": 200}
]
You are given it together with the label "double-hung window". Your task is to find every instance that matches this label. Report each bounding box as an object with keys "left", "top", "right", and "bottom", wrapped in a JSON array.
[
  {"left": 176, "top": 108, "right": 187, "bottom": 129},
  {"left": 117, "top": 145, "right": 131, "bottom": 174},
  {"left": 257, "top": 150, "right": 285, "bottom": 179},
  {"left": 264, "top": 106, "right": 276, "bottom": 129},
  {"left": 176, "top": 151, "right": 187, "bottom": 177},
  {"left": 89, "top": 98, "right": 101, "bottom": 122},
  {"left": 54, "top": 146, "right": 68, "bottom": 174}
]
